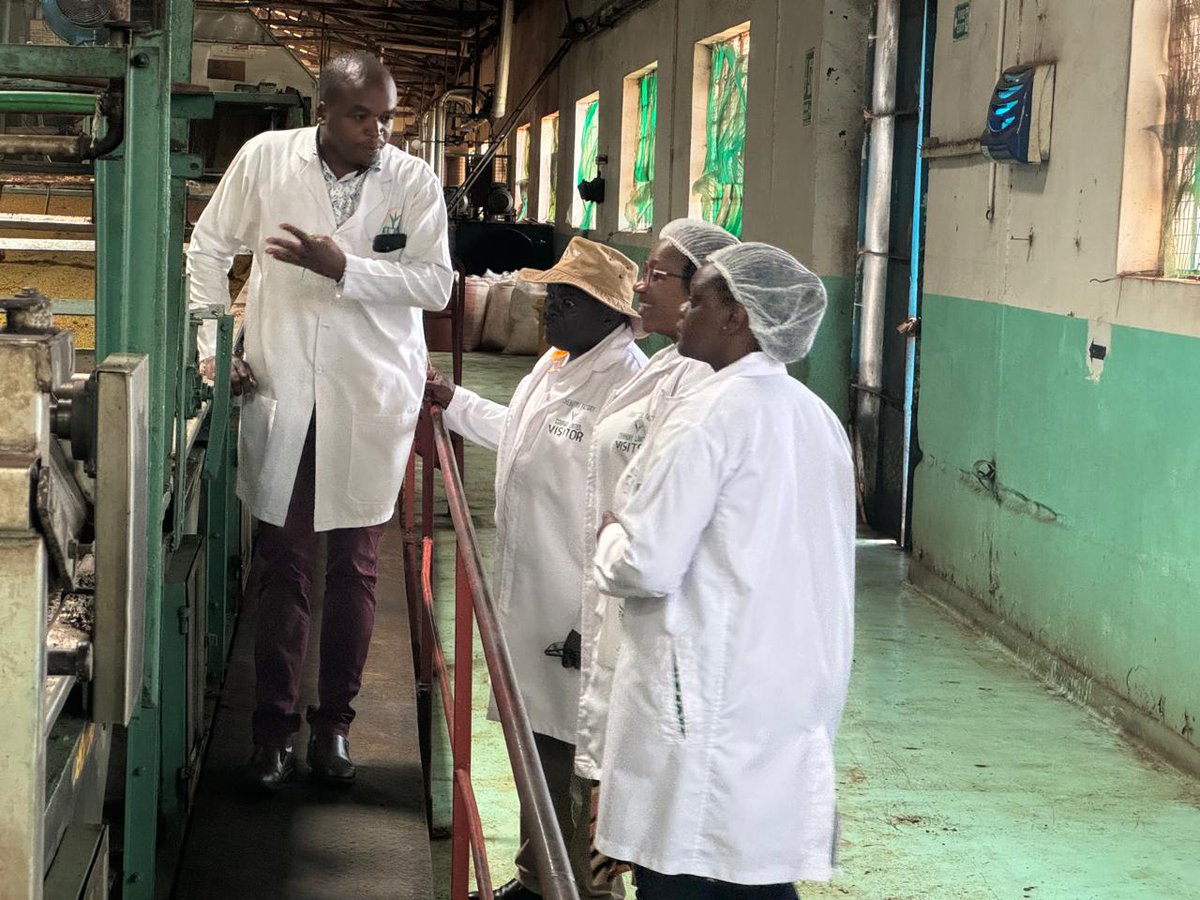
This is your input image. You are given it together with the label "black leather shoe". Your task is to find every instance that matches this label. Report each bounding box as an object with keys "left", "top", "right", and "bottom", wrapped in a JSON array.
[
  {"left": 307, "top": 731, "right": 356, "bottom": 784},
  {"left": 469, "top": 879, "right": 541, "bottom": 900},
  {"left": 243, "top": 742, "right": 295, "bottom": 793}
]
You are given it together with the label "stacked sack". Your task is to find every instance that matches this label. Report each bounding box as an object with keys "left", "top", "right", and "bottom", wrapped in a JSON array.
[
  {"left": 462, "top": 276, "right": 491, "bottom": 351},
  {"left": 474, "top": 271, "right": 544, "bottom": 356}
]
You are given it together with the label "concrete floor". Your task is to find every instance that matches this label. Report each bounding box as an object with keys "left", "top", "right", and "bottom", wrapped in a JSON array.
[{"left": 426, "top": 352, "right": 1200, "bottom": 900}]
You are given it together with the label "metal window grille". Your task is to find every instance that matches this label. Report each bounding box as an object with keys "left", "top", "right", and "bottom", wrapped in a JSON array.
[
  {"left": 625, "top": 69, "right": 657, "bottom": 231},
  {"left": 1162, "top": 0, "right": 1200, "bottom": 276},
  {"left": 693, "top": 31, "right": 749, "bottom": 238},
  {"left": 576, "top": 98, "right": 600, "bottom": 229}
]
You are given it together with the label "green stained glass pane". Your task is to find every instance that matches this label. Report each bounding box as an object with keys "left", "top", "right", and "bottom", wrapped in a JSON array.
[
  {"left": 577, "top": 98, "right": 599, "bottom": 229},
  {"left": 692, "top": 33, "right": 748, "bottom": 237},
  {"left": 517, "top": 128, "right": 531, "bottom": 219},
  {"left": 625, "top": 70, "right": 657, "bottom": 231},
  {"left": 549, "top": 118, "right": 559, "bottom": 223}
]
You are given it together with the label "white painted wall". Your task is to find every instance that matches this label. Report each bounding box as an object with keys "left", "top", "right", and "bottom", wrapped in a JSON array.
[
  {"left": 923, "top": 0, "right": 1200, "bottom": 339},
  {"left": 502, "top": 0, "right": 869, "bottom": 276}
]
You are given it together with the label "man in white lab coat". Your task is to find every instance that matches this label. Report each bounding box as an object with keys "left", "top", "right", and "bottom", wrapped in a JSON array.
[
  {"left": 593, "top": 243, "right": 855, "bottom": 899},
  {"left": 187, "top": 52, "right": 452, "bottom": 790},
  {"left": 427, "top": 237, "right": 646, "bottom": 899}
]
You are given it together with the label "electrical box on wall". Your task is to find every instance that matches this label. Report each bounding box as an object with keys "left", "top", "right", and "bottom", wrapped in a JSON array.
[{"left": 981, "top": 63, "right": 1056, "bottom": 165}]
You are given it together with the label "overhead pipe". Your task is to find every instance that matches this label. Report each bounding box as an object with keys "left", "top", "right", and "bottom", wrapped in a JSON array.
[
  {"left": 419, "top": 109, "right": 434, "bottom": 165},
  {"left": 492, "top": 0, "right": 514, "bottom": 120},
  {"left": 450, "top": 0, "right": 655, "bottom": 211},
  {"left": 432, "top": 86, "right": 479, "bottom": 185},
  {"left": 855, "top": 0, "right": 900, "bottom": 499},
  {"left": 449, "top": 38, "right": 575, "bottom": 211},
  {"left": 379, "top": 42, "right": 462, "bottom": 56}
]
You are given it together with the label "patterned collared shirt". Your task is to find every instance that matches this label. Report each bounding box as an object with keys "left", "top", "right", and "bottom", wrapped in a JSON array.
[{"left": 316, "top": 130, "right": 381, "bottom": 228}]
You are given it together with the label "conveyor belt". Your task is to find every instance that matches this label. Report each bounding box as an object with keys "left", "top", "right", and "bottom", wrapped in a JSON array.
[{"left": 173, "top": 517, "right": 432, "bottom": 899}]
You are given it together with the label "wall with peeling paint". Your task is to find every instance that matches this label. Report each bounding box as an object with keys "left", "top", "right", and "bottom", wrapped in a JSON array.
[
  {"left": 915, "top": 0, "right": 1200, "bottom": 749},
  {"left": 502, "top": 0, "right": 871, "bottom": 419}
]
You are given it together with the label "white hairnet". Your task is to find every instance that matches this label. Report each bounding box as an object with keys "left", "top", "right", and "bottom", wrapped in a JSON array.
[
  {"left": 706, "top": 243, "right": 827, "bottom": 363},
  {"left": 659, "top": 218, "right": 739, "bottom": 269}
]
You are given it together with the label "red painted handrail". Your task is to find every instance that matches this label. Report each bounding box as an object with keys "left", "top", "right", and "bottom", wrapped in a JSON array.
[{"left": 403, "top": 406, "right": 579, "bottom": 900}]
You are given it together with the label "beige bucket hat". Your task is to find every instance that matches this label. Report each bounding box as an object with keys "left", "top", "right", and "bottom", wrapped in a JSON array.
[{"left": 518, "top": 237, "right": 641, "bottom": 321}]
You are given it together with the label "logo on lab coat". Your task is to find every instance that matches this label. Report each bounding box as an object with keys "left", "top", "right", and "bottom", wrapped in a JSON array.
[
  {"left": 612, "top": 415, "right": 648, "bottom": 455},
  {"left": 548, "top": 415, "right": 586, "bottom": 443}
]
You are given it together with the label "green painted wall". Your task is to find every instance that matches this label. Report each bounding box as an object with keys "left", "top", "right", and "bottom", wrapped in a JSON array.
[
  {"left": 790, "top": 274, "right": 854, "bottom": 423},
  {"left": 913, "top": 293, "right": 1200, "bottom": 749}
]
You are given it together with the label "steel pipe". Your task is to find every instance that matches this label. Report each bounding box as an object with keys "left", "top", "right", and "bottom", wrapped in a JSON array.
[
  {"left": 0, "top": 91, "right": 98, "bottom": 115},
  {"left": 430, "top": 409, "right": 578, "bottom": 900},
  {"left": 449, "top": 38, "right": 575, "bottom": 210},
  {"left": 855, "top": 0, "right": 900, "bottom": 494},
  {"left": 432, "top": 87, "right": 477, "bottom": 185},
  {"left": 0, "top": 134, "right": 90, "bottom": 158},
  {"left": 492, "top": 0, "right": 514, "bottom": 120}
]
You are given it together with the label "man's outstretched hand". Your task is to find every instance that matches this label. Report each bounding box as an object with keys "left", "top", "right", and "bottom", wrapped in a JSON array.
[{"left": 264, "top": 224, "right": 347, "bottom": 281}]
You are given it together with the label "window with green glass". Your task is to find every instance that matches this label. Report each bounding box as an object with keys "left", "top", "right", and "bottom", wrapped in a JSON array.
[
  {"left": 1162, "top": 0, "right": 1200, "bottom": 276},
  {"left": 693, "top": 30, "right": 749, "bottom": 237},
  {"left": 540, "top": 113, "right": 559, "bottom": 223},
  {"left": 624, "top": 69, "right": 657, "bottom": 232},
  {"left": 549, "top": 119, "right": 559, "bottom": 222},
  {"left": 516, "top": 124, "right": 531, "bottom": 220},
  {"left": 575, "top": 96, "right": 600, "bottom": 229}
]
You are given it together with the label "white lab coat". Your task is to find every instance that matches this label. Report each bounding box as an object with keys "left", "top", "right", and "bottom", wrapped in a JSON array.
[
  {"left": 442, "top": 327, "right": 647, "bottom": 742},
  {"left": 593, "top": 352, "right": 855, "bottom": 884},
  {"left": 573, "top": 345, "right": 711, "bottom": 780},
  {"left": 187, "top": 126, "right": 453, "bottom": 531}
]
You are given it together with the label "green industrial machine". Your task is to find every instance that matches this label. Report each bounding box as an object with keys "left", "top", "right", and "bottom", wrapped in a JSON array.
[{"left": 0, "top": 1, "right": 247, "bottom": 896}]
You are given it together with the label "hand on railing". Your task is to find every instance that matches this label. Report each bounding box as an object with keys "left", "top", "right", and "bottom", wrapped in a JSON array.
[
  {"left": 425, "top": 362, "right": 456, "bottom": 408},
  {"left": 200, "top": 355, "right": 257, "bottom": 396}
]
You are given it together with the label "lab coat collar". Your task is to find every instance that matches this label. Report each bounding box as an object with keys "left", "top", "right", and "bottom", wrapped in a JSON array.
[
  {"left": 291, "top": 126, "right": 394, "bottom": 232},
  {"left": 678, "top": 350, "right": 785, "bottom": 400},
  {"left": 554, "top": 325, "right": 638, "bottom": 378}
]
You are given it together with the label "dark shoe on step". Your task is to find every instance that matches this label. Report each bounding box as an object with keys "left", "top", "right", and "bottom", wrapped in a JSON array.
[
  {"left": 469, "top": 879, "right": 541, "bottom": 900},
  {"left": 243, "top": 742, "right": 295, "bottom": 793},
  {"left": 307, "top": 731, "right": 356, "bottom": 784}
]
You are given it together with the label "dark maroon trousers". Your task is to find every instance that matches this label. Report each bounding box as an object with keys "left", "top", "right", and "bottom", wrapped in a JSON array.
[{"left": 251, "top": 418, "right": 386, "bottom": 746}]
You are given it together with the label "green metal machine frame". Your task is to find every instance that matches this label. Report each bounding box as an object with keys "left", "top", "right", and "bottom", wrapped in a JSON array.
[{"left": 1, "top": 2, "right": 244, "bottom": 895}]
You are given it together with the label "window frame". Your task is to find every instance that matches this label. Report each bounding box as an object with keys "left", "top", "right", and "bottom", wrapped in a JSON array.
[
  {"left": 573, "top": 91, "right": 601, "bottom": 230},
  {"left": 538, "top": 112, "right": 560, "bottom": 224},
  {"left": 688, "top": 22, "right": 751, "bottom": 238},
  {"left": 620, "top": 63, "right": 658, "bottom": 234}
]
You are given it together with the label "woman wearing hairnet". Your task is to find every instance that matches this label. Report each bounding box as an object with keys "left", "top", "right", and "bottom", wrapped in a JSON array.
[
  {"left": 575, "top": 219, "right": 737, "bottom": 778},
  {"left": 592, "top": 243, "right": 856, "bottom": 899},
  {"left": 574, "top": 219, "right": 737, "bottom": 892}
]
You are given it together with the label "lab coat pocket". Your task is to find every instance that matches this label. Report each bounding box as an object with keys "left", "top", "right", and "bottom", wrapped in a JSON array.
[
  {"left": 657, "top": 636, "right": 699, "bottom": 743},
  {"left": 346, "top": 409, "right": 415, "bottom": 504},
  {"left": 238, "top": 394, "right": 277, "bottom": 484},
  {"left": 594, "top": 596, "right": 624, "bottom": 670}
]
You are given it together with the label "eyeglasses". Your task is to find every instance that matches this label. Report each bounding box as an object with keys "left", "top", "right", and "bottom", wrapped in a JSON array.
[{"left": 640, "top": 264, "right": 687, "bottom": 285}]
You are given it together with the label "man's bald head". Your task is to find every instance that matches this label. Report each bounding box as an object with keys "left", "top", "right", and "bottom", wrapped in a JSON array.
[
  {"left": 315, "top": 52, "right": 398, "bottom": 174},
  {"left": 318, "top": 51, "right": 395, "bottom": 105}
]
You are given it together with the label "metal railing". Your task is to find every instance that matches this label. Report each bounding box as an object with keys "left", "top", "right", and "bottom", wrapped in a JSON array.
[{"left": 403, "top": 406, "right": 579, "bottom": 900}]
